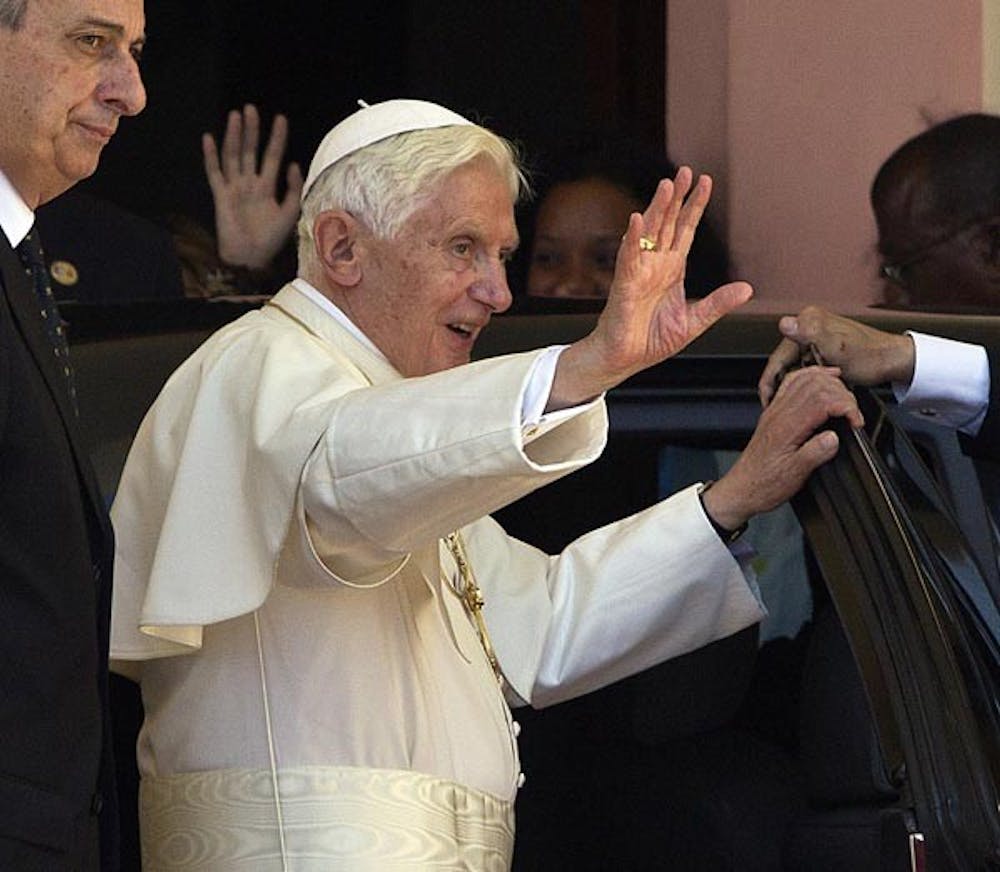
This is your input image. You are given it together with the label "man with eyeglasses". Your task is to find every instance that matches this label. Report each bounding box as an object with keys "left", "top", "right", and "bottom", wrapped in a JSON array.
[
  {"left": 873, "top": 113, "right": 999, "bottom": 311},
  {"left": 761, "top": 114, "right": 1000, "bottom": 456}
]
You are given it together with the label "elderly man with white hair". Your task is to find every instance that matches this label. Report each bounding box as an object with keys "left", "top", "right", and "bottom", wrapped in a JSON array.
[{"left": 110, "top": 99, "right": 860, "bottom": 870}]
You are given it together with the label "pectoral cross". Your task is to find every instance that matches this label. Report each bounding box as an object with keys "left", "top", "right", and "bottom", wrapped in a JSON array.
[{"left": 445, "top": 532, "right": 504, "bottom": 687}]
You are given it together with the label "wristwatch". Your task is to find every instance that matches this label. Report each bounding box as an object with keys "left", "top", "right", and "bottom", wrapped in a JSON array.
[{"left": 696, "top": 480, "right": 749, "bottom": 544}]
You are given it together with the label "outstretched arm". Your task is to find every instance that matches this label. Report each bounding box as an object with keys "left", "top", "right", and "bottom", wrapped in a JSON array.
[
  {"left": 758, "top": 306, "right": 915, "bottom": 407},
  {"left": 549, "top": 167, "right": 753, "bottom": 410},
  {"left": 202, "top": 103, "right": 304, "bottom": 270}
]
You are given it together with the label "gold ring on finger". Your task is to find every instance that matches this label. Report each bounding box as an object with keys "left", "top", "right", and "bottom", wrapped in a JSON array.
[{"left": 639, "top": 236, "right": 657, "bottom": 252}]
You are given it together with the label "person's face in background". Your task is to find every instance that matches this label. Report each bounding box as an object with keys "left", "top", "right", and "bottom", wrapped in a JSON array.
[
  {"left": 0, "top": 0, "right": 147, "bottom": 208},
  {"left": 874, "top": 162, "right": 1000, "bottom": 310},
  {"left": 526, "top": 176, "right": 639, "bottom": 298}
]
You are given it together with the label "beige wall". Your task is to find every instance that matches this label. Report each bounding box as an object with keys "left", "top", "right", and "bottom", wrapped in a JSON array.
[
  {"left": 667, "top": 0, "right": 985, "bottom": 310},
  {"left": 986, "top": 0, "right": 1000, "bottom": 113}
]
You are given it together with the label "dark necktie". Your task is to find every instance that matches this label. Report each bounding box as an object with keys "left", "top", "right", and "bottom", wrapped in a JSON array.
[{"left": 16, "top": 229, "right": 78, "bottom": 413}]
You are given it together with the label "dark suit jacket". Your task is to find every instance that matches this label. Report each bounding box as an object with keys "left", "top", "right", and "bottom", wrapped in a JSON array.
[{"left": 0, "top": 235, "right": 118, "bottom": 870}]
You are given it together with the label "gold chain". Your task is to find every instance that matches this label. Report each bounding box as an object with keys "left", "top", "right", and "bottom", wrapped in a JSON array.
[{"left": 445, "top": 532, "right": 504, "bottom": 687}]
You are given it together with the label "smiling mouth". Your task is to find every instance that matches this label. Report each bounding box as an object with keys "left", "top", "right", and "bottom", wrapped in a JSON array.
[
  {"left": 74, "top": 121, "right": 116, "bottom": 143},
  {"left": 447, "top": 323, "right": 477, "bottom": 340}
]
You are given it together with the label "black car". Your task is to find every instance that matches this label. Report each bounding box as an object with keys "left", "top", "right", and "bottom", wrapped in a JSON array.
[{"left": 68, "top": 299, "right": 1000, "bottom": 871}]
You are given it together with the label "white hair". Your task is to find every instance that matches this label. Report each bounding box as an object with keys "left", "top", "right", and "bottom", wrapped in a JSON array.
[
  {"left": 0, "top": 0, "right": 28, "bottom": 29},
  {"left": 297, "top": 124, "right": 529, "bottom": 279}
]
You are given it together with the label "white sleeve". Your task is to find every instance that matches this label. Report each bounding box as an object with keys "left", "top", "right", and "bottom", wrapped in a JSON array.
[
  {"left": 893, "top": 331, "right": 990, "bottom": 436},
  {"left": 300, "top": 351, "right": 608, "bottom": 583},
  {"left": 470, "top": 484, "right": 766, "bottom": 708}
]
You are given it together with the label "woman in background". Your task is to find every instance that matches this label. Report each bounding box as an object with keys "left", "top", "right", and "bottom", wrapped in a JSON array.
[{"left": 519, "top": 130, "right": 731, "bottom": 301}]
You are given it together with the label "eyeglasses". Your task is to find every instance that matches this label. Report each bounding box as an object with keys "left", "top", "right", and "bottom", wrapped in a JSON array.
[{"left": 878, "top": 220, "right": 980, "bottom": 288}]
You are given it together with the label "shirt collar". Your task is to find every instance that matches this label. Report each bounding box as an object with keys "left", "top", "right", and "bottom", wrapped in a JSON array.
[
  {"left": 291, "top": 276, "right": 388, "bottom": 362},
  {"left": 0, "top": 168, "right": 34, "bottom": 249}
]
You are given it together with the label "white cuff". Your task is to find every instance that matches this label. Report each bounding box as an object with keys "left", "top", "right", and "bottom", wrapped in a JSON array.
[
  {"left": 521, "top": 346, "right": 593, "bottom": 442},
  {"left": 894, "top": 331, "right": 989, "bottom": 436}
]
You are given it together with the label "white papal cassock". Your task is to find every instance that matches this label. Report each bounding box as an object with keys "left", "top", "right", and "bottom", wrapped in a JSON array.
[{"left": 110, "top": 281, "right": 765, "bottom": 871}]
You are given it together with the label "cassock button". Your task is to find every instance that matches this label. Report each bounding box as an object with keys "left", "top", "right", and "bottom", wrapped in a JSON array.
[
  {"left": 512, "top": 720, "right": 521, "bottom": 738},
  {"left": 919, "top": 407, "right": 938, "bottom": 417},
  {"left": 517, "top": 772, "right": 526, "bottom": 788}
]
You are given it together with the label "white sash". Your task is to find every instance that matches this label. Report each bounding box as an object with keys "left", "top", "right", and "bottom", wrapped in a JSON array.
[{"left": 140, "top": 765, "right": 515, "bottom": 871}]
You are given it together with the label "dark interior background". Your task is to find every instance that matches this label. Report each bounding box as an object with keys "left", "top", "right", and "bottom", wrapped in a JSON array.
[{"left": 77, "top": 0, "right": 666, "bottom": 232}]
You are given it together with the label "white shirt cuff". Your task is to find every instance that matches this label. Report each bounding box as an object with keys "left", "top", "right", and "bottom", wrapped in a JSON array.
[
  {"left": 894, "top": 331, "right": 990, "bottom": 436},
  {"left": 521, "top": 346, "right": 597, "bottom": 441}
]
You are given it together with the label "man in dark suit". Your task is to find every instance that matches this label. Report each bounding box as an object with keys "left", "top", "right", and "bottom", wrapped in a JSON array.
[
  {"left": 0, "top": 1, "right": 146, "bottom": 868},
  {"left": 760, "top": 114, "right": 1000, "bottom": 460}
]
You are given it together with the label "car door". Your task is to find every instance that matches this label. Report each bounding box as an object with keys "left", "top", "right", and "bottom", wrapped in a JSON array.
[{"left": 790, "top": 386, "right": 1000, "bottom": 871}]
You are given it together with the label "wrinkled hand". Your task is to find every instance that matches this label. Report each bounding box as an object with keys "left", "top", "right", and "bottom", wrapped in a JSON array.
[
  {"left": 759, "top": 306, "right": 915, "bottom": 407},
  {"left": 599, "top": 168, "right": 752, "bottom": 374},
  {"left": 549, "top": 168, "right": 752, "bottom": 409},
  {"left": 703, "top": 366, "right": 864, "bottom": 530},
  {"left": 202, "top": 104, "right": 304, "bottom": 270}
]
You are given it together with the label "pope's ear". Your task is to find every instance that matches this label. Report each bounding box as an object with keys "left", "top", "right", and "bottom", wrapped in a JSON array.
[{"left": 312, "top": 211, "right": 363, "bottom": 287}]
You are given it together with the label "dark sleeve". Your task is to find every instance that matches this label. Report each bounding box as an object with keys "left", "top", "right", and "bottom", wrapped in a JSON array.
[{"left": 959, "top": 343, "right": 1000, "bottom": 462}]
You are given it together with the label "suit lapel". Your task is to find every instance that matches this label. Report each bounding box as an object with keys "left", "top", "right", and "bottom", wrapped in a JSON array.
[{"left": 0, "top": 238, "right": 111, "bottom": 540}]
